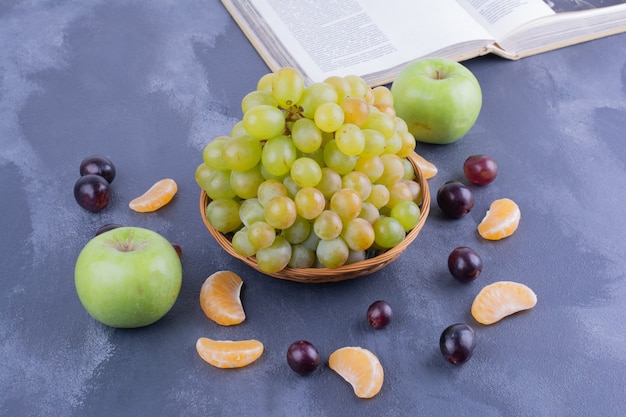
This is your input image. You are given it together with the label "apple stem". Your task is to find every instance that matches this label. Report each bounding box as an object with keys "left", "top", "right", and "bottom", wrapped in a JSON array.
[
  {"left": 106, "top": 233, "right": 148, "bottom": 252},
  {"left": 435, "top": 69, "right": 443, "bottom": 80}
]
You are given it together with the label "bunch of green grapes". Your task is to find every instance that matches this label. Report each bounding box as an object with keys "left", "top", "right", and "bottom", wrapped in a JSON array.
[{"left": 196, "top": 67, "right": 423, "bottom": 274}]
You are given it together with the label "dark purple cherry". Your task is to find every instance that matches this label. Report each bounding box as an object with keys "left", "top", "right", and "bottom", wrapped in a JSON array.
[
  {"left": 367, "top": 300, "right": 393, "bottom": 329},
  {"left": 74, "top": 175, "right": 111, "bottom": 212},
  {"left": 436, "top": 181, "right": 474, "bottom": 218},
  {"left": 95, "top": 223, "right": 123, "bottom": 236},
  {"left": 286, "top": 340, "right": 320, "bottom": 375},
  {"left": 448, "top": 247, "right": 483, "bottom": 283},
  {"left": 80, "top": 155, "right": 116, "bottom": 184},
  {"left": 171, "top": 242, "right": 183, "bottom": 258},
  {"left": 440, "top": 323, "right": 476, "bottom": 365},
  {"left": 463, "top": 155, "right": 497, "bottom": 186}
]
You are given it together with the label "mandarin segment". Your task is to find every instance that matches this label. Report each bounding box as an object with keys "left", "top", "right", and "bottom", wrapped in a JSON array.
[
  {"left": 328, "top": 346, "right": 384, "bottom": 399},
  {"left": 409, "top": 151, "right": 437, "bottom": 179},
  {"left": 477, "top": 198, "right": 520, "bottom": 240},
  {"left": 129, "top": 178, "right": 178, "bottom": 212},
  {"left": 200, "top": 271, "right": 245, "bottom": 326},
  {"left": 196, "top": 337, "right": 264, "bottom": 369},
  {"left": 471, "top": 281, "right": 537, "bottom": 325}
]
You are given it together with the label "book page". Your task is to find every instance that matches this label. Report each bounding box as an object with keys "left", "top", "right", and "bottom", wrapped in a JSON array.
[
  {"left": 248, "top": 0, "right": 494, "bottom": 82},
  {"left": 457, "top": 0, "right": 555, "bottom": 40},
  {"left": 495, "top": 3, "right": 626, "bottom": 55}
]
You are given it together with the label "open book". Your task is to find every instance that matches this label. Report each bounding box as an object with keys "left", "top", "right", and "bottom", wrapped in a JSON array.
[{"left": 221, "top": 0, "right": 626, "bottom": 86}]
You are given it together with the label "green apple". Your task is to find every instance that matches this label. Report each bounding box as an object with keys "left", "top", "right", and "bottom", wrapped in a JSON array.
[
  {"left": 75, "top": 226, "right": 182, "bottom": 328},
  {"left": 391, "top": 57, "right": 482, "bottom": 144}
]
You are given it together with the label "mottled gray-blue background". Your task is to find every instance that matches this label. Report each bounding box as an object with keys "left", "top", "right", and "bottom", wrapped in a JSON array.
[{"left": 1, "top": 1, "right": 626, "bottom": 416}]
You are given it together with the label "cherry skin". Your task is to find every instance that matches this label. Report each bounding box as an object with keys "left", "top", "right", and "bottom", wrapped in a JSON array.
[
  {"left": 74, "top": 174, "right": 111, "bottom": 212},
  {"left": 463, "top": 155, "right": 497, "bottom": 186}
]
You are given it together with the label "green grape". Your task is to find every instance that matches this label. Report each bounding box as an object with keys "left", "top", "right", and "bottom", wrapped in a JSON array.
[
  {"left": 272, "top": 67, "right": 305, "bottom": 108},
  {"left": 317, "top": 167, "right": 342, "bottom": 199},
  {"left": 358, "top": 201, "right": 380, "bottom": 224},
  {"left": 288, "top": 244, "right": 316, "bottom": 268},
  {"left": 247, "top": 221, "right": 276, "bottom": 249},
  {"left": 256, "top": 236, "right": 292, "bottom": 273},
  {"left": 346, "top": 250, "right": 366, "bottom": 264},
  {"left": 239, "top": 198, "right": 265, "bottom": 227},
  {"left": 316, "top": 237, "right": 349, "bottom": 268},
  {"left": 372, "top": 85, "right": 394, "bottom": 106},
  {"left": 230, "top": 164, "right": 264, "bottom": 199},
  {"left": 205, "top": 198, "right": 242, "bottom": 233},
  {"left": 342, "top": 171, "right": 371, "bottom": 201},
  {"left": 232, "top": 227, "right": 257, "bottom": 257},
  {"left": 261, "top": 134, "right": 297, "bottom": 176},
  {"left": 394, "top": 116, "right": 409, "bottom": 132},
  {"left": 203, "top": 169, "right": 236, "bottom": 200},
  {"left": 397, "top": 130, "right": 416, "bottom": 158},
  {"left": 257, "top": 73, "right": 274, "bottom": 92},
  {"left": 383, "top": 132, "right": 402, "bottom": 155},
  {"left": 301, "top": 226, "right": 321, "bottom": 251},
  {"left": 264, "top": 195, "right": 297, "bottom": 230},
  {"left": 300, "top": 146, "right": 325, "bottom": 168},
  {"left": 257, "top": 179, "right": 288, "bottom": 206},
  {"left": 313, "top": 210, "right": 343, "bottom": 240},
  {"left": 324, "top": 76, "right": 352, "bottom": 102},
  {"left": 330, "top": 188, "right": 362, "bottom": 221},
  {"left": 362, "top": 109, "right": 396, "bottom": 139},
  {"left": 401, "top": 179, "right": 423, "bottom": 205},
  {"left": 291, "top": 118, "right": 322, "bottom": 154},
  {"left": 282, "top": 216, "right": 311, "bottom": 244},
  {"left": 222, "top": 135, "right": 262, "bottom": 172},
  {"left": 314, "top": 102, "right": 344, "bottom": 133},
  {"left": 323, "top": 140, "right": 356, "bottom": 175},
  {"left": 377, "top": 154, "right": 405, "bottom": 186},
  {"left": 386, "top": 181, "right": 413, "bottom": 208},
  {"left": 290, "top": 157, "right": 322, "bottom": 188},
  {"left": 379, "top": 205, "right": 391, "bottom": 217},
  {"left": 202, "top": 137, "right": 229, "bottom": 170},
  {"left": 390, "top": 200, "right": 421, "bottom": 231},
  {"left": 366, "top": 183, "right": 390, "bottom": 209},
  {"left": 241, "top": 90, "right": 278, "bottom": 114},
  {"left": 260, "top": 163, "right": 287, "bottom": 181},
  {"left": 195, "top": 163, "right": 212, "bottom": 190},
  {"left": 402, "top": 158, "right": 415, "bottom": 180},
  {"left": 373, "top": 216, "right": 406, "bottom": 249},
  {"left": 297, "top": 82, "right": 339, "bottom": 119},
  {"left": 294, "top": 187, "right": 326, "bottom": 220},
  {"left": 230, "top": 120, "right": 248, "bottom": 138},
  {"left": 340, "top": 97, "right": 370, "bottom": 126},
  {"left": 243, "top": 104, "right": 286, "bottom": 139},
  {"left": 321, "top": 130, "right": 334, "bottom": 147},
  {"left": 345, "top": 74, "right": 369, "bottom": 99},
  {"left": 335, "top": 123, "right": 365, "bottom": 156},
  {"left": 341, "top": 218, "right": 375, "bottom": 251},
  {"left": 282, "top": 175, "right": 301, "bottom": 197},
  {"left": 354, "top": 155, "right": 384, "bottom": 183},
  {"left": 361, "top": 129, "right": 386, "bottom": 157}
]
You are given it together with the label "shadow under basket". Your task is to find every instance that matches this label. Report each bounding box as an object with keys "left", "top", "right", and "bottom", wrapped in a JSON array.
[{"left": 200, "top": 153, "right": 431, "bottom": 283}]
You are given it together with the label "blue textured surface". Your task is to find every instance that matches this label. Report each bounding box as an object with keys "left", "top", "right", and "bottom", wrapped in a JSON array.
[{"left": 1, "top": 1, "right": 625, "bottom": 416}]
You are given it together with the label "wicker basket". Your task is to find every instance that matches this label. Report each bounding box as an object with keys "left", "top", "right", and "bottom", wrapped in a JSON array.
[{"left": 200, "top": 153, "right": 430, "bottom": 283}]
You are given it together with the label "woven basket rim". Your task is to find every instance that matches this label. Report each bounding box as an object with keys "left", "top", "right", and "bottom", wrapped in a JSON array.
[{"left": 200, "top": 152, "right": 431, "bottom": 283}]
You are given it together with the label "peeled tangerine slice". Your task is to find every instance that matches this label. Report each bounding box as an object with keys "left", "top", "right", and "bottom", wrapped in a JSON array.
[
  {"left": 129, "top": 178, "right": 178, "bottom": 212},
  {"left": 196, "top": 337, "right": 264, "bottom": 369},
  {"left": 471, "top": 281, "right": 537, "bottom": 325},
  {"left": 328, "top": 346, "right": 384, "bottom": 399},
  {"left": 477, "top": 198, "right": 520, "bottom": 240},
  {"left": 410, "top": 151, "right": 438, "bottom": 179},
  {"left": 200, "top": 271, "right": 245, "bottom": 326}
]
